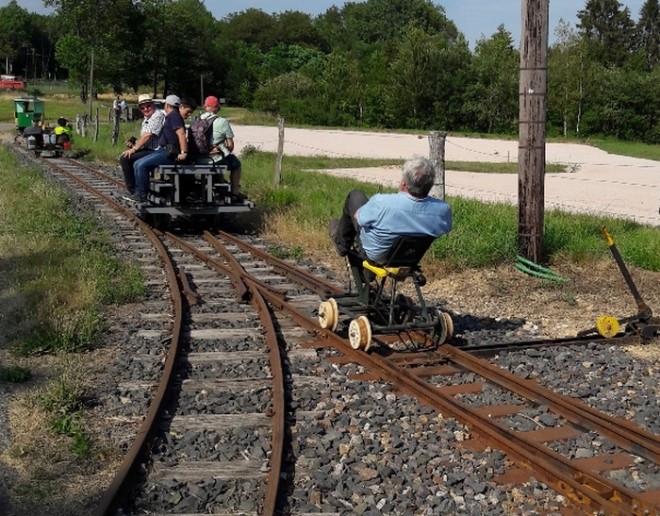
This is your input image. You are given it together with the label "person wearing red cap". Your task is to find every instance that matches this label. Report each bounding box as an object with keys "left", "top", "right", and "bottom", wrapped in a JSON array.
[{"left": 196, "top": 95, "right": 244, "bottom": 200}]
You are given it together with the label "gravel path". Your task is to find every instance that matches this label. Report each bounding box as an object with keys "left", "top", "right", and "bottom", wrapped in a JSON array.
[{"left": 233, "top": 125, "right": 660, "bottom": 227}]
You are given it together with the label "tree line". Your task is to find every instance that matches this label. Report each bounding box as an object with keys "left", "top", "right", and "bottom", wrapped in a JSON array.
[{"left": 1, "top": 0, "right": 659, "bottom": 143}]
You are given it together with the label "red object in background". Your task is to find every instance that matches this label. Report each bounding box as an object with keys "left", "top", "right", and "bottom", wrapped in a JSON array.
[
  {"left": 63, "top": 141, "right": 72, "bottom": 150},
  {"left": 0, "top": 79, "right": 25, "bottom": 89}
]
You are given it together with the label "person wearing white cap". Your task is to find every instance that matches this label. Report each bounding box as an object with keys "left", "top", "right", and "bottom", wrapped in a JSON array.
[
  {"left": 119, "top": 93, "right": 165, "bottom": 196},
  {"left": 130, "top": 94, "right": 189, "bottom": 203}
]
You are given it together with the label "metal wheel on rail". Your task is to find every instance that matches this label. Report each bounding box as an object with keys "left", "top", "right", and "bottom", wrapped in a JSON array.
[
  {"left": 435, "top": 310, "right": 453, "bottom": 344},
  {"left": 318, "top": 298, "right": 339, "bottom": 331},
  {"left": 153, "top": 213, "right": 172, "bottom": 231},
  {"left": 348, "top": 315, "right": 372, "bottom": 351}
]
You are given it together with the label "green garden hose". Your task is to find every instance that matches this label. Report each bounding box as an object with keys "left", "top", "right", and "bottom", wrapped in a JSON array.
[{"left": 515, "top": 255, "right": 568, "bottom": 282}]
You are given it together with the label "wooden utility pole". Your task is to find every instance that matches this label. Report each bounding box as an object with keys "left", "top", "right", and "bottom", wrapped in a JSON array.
[
  {"left": 518, "top": 0, "right": 548, "bottom": 262},
  {"left": 428, "top": 131, "right": 446, "bottom": 200}
]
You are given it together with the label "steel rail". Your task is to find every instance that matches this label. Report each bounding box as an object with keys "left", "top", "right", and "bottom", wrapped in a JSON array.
[
  {"left": 203, "top": 231, "right": 287, "bottom": 515},
  {"left": 218, "top": 230, "right": 343, "bottom": 297},
  {"left": 42, "top": 157, "right": 657, "bottom": 513},
  {"left": 245, "top": 281, "right": 656, "bottom": 515},
  {"left": 38, "top": 159, "right": 189, "bottom": 516},
  {"left": 438, "top": 345, "right": 660, "bottom": 463}
]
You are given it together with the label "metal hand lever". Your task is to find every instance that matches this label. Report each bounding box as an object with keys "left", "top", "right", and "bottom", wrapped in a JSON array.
[{"left": 601, "top": 226, "right": 652, "bottom": 321}]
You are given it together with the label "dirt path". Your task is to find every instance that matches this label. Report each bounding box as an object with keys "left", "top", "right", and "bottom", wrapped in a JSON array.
[{"left": 234, "top": 125, "right": 660, "bottom": 227}]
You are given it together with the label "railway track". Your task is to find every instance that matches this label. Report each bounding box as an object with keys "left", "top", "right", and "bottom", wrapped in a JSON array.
[{"left": 8, "top": 145, "right": 660, "bottom": 515}]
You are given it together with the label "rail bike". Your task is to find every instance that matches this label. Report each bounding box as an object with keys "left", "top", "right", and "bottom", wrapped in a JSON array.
[
  {"left": 318, "top": 235, "right": 453, "bottom": 351},
  {"left": 14, "top": 97, "right": 73, "bottom": 158},
  {"left": 131, "top": 162, "right": 254, "bottom": 230}
]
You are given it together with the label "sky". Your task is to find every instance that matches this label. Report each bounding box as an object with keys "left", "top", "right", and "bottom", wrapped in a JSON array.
[{"left": 3, "top": 0, "right": 647, "bottom": 47}]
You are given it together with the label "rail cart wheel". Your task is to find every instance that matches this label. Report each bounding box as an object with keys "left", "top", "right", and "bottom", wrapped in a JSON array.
[
  {"left": 442, "top": 311, "right": 454, "bottom": 341},
  {"left": 435, "top": 309, "right": 453, "bottom": 344},
  {"left": 348, "top": 315, "right": 372, "bottom": 352},
  {"left": 318, "top": 298, "right": 339, "bottom": 331},
  {"left": 595, "top": 314, "right": 619, "bottom": 338},
  {"left": 150, "top": 213, "right": 172, "bottom": 231}
]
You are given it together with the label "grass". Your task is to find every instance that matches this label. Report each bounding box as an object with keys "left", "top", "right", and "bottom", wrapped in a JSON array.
[
  {"left": 237, "top": 150, "right": 660, "bottom": 272},
  {"left": 39, "top": 354, "right": 91, "bottom": 456},
  {"left": 0, "top": 365, "right": 31, "bottom": 382},
  {"left": 0, "top": 150, "right": 145, "bottom": 355},
  {"left": 585, "top": 137, "right": 660, "bottom": 161},
  {"left": 0, "top": 148, "right": 145, "bottom": 461}
]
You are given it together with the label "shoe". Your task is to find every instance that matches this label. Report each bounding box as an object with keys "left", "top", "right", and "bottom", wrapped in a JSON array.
[
  {"left": 124, "top": 192, "right": 147, "bottom": 204},
  {"left": 328, "top": 218, "right": 350, "bottom": 257},
  {"left": 120, "top": 190, "right": 136, "bottom": 202},
  {"left": 230, "top": 192, "right": 247, "bottom": 203}
]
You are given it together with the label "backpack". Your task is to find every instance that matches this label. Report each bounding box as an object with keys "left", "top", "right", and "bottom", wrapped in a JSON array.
[{"left": 188, "top": 115, "right": 217, "bottom": 156}]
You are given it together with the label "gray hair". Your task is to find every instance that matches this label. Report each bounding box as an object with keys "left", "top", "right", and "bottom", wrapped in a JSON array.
[{"left": 402, "top": 155, "right": 435, "bottom": 197}]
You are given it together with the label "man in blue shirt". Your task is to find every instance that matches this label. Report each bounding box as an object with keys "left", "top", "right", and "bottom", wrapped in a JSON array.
[{"left": 330, "top": 155, "right": 452, "bottom": 262}]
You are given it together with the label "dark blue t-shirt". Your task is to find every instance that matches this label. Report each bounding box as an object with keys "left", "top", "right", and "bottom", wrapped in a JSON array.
[{"left": 158, "top": 109, "right": 185, "bottom": 148}]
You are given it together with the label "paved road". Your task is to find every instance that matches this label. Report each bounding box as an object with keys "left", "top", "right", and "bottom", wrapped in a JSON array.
[{"left": 233, "top": 125, "right": 660, "bottom": 227}]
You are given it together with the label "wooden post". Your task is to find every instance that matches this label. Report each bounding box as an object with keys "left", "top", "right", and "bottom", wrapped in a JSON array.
[
  {"left": 274, "top": 116, "right": 284, "bottom": 185},
  {"left": 79, "top": 114, "right": 88, "bottom": 138},
  {"left": 94, "top": 107, "right": 100, "bottom": 142},
  {"left": 111, "top": 109, "right": 120, "bottom": 146},
  {"left": 428, "top": 131, "right": 446, "bottom": 200},
  {"left": 518, "top": 0, "right": 548, "bottom": 263}
]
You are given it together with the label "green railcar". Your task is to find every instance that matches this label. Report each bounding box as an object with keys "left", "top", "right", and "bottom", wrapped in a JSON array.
[{"left": 14, "top": 97, "right": 45, "bottom": 132}]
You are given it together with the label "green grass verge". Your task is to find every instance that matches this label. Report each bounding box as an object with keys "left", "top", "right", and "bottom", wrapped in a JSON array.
[
  {"left": 586, "top": 137, "right": 660, "bottom": 162},
  {"left": 0, "top": 147, "right": 146, "bottom": 355},
  {"left": 239, "top": 150, "right": 660, "bottom": 272}
]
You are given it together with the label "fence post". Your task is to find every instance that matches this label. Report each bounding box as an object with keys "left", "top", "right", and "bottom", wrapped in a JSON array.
[
  {"left": 94, "top": 107, "right": 100, "bottom": 142},
  {"left": 428, "top": 131, "right": 446, "bottom": 200},
  {"left": 111, "top": 107, "right": 120, "bottom": 146},
  {"left": 274, "top": 116, "right": 284, "bottom": 185},
  {"left": 78, "top": 114, "right": 88, "bottom": 138}
]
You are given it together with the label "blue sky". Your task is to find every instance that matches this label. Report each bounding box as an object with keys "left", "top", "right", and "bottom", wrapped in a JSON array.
[{"left": 3, "top": 0, "right": 647, "bottom": 47}]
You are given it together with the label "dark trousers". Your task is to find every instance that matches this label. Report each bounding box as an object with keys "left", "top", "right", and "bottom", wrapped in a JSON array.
[
  {"left": 336, "top": 189, "right": 369, "bottom": 254},
  {"left": 119, "top": 149, "right": 153, "bottom": 193}
]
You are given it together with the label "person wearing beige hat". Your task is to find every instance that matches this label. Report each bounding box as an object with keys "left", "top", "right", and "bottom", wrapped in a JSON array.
[
  {"left": 131, "top": 94, "right": 188, "bottom": 203},
  {"left": 119, "top": 93, "right": 165, "bottom": 195}
]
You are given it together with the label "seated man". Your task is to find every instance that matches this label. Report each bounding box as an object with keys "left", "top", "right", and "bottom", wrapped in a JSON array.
[
  {"left": 119, "top": 94, "right": 166, "bottom": 195},
  {"left": 23, "top": 120, "right": 43, "bottom": 147},
  {"left": 193, "top": 95, "right": 244, "bottom": 200},
  {"left": 330, "top": 155, "right": 452, "bottom": 262},
  {"left": 53, "top": 117, "right": 73, "bottom": 143}
]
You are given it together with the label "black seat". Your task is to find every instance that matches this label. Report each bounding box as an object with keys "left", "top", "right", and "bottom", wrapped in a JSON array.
[{"left": 374, "top": 234, "right": 436, "bottom": 268}]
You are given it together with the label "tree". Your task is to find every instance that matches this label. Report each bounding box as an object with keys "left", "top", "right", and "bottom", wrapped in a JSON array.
[
  {"left": 463, "top": 26, "right": 519, "bottom": 133},
  {"left": 44, "top": 0, "right": 145, "bottom": 97},
  {"left": 222, "top": 8, "right": 276, "bottom": 52},
  {"left": 636, "top": 0, "right": 660, "bottom": 69},
  {"left": 0, "top": 1, "right": 34, "bottom": 77},
  {"left": 548, "top": 20, "right": 594, "bottom": 137},
  {"left": 314, "top": 0, "right": 458, "bottom": 56},
  {"left": 270, "top": 11, "right": 324, "bottom": 48},
  {"left": 577, "top": 0, "right": 635, "bottom": 67}
]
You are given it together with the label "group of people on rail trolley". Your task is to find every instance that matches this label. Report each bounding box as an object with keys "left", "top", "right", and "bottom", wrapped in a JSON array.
[{"left": 119, "top": 94, "right": 243, "bottom": 205}]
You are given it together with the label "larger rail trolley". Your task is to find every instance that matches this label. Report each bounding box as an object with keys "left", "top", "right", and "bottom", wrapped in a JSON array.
[{"left": 136, "top": 162, "right": 254, "bottom": 229}]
